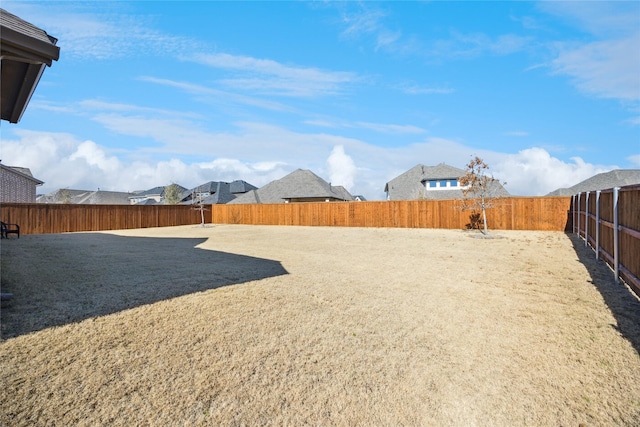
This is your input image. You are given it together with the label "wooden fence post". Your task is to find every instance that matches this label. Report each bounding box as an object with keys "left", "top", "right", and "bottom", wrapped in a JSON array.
[
  {"left": 613, "top": 187, "right": 620, "bottom": 284},
  {"left": 595, "top": 190, "right": 600, "bottom": 260},
  {"left": 576, "top": 192, "right": 581, "bottom": 236},
  {"left": 585, "top": 191, "right": 589, "bottom": 247},
  {"left": 572, "top": 194, "right": 576, "bottom": 234}
]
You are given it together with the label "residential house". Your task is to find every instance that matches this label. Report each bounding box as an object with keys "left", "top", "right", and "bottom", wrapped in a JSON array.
[
  {"left": 546, "top": 169, "right": 640, "bottom": 196},
  {"left": 0, "top": 163, "right": 44, "bottom": 202},
  {"left": 37, "top": 188, "right": 133, "bottom": 204},
  {"left": 384, "top": 163, "right": 510, "bottom": 200},
  {"left": 129, "top": 185, "right": 188, "bottom": 205},
  {"left": 1, "top": 8, "right": 60, "bottom": 123},
  {"left": 185, "top": 180, "right": 257, "bottom": 205},
  {"left": 229, "top": 169, "right": 354, "bottom": 204}
]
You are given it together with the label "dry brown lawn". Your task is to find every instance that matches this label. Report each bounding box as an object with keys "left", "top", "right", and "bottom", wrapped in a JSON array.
[{"left": 1, "top": 225, "right": 639, "bottom": 426}]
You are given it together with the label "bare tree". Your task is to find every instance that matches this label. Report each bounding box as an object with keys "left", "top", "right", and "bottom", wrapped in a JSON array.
[
  {"left": 191, "top": 190, "right": 208, "bottom": 227},
  {"left": 459, "top": 156, "right": 506, "bottom": 235},
  {"left": 163, "top": 183, "right": 183, "bottom": 205}
]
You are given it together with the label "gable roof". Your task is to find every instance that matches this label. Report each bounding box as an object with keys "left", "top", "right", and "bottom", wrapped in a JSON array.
[
  {"left": 546, "top": 169, "right": 640, "bottom": 196},
  {"left": 186, "top": 180, "right": 257, "bottom": 204},
  {"left": 230, "top": 169, "right": 353, "bottom": 204},
  {"left": 132, "top": 186, "right": 166, "bottom": 198},
  {"left": 384, "top": 163, "right": 509, "bottom": 200},
  {"left": 0, "top": 164, "right": 44, "bottom": 185},
  {"left": 37, "top": 189, "right": 133, "bottom": 204},
  {"left": 1, "top": 8, "right": 60, "bottom": 123},
  {"left": 420, "top": 163, "right": 468, "bottom": 180}
]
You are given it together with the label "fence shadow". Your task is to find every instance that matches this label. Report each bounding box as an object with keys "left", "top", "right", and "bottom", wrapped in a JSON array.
[
  {"left": 1, "top": 233, "right": 288, "bottom": 339},
  {"left": 569, "top": 234, "right": 640, "bottom": 355}
]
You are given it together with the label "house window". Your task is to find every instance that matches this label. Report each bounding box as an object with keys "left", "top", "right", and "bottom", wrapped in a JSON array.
[{"left": 425, "top": 179, "right": 460, "bottom": 190}]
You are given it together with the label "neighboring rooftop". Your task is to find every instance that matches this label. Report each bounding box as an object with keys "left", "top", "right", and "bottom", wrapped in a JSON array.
[
  {"left": 546, "top": 169, "right": 640, "bottom": 196},
  {"left": 0, "top": 164, "right": 44, "bottom": 185},
  {"left": 230, "top": 169, "right": 354, "bottom": 204},
  {"left": 187, "top": 180, "right": 257, "bottom": 205},
  {"left": 37, "top": 189, "right": 133, "bottom": 205},
  {"left": 385, "top": 163, "right": 510, "bottom": 200}
]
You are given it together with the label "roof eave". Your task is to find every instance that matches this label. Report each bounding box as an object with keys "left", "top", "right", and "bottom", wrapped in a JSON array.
[
  {"left": 1, "top": 10, "right": 60, "bottom": 124},
  {"left": 1, "top": 25, "right": 60, "bottom": 65}
]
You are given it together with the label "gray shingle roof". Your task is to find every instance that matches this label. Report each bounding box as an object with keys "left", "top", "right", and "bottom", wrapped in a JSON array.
[
  {"left": 186, "top": 180, "right": 258, "bottom": 204},
  {"left": 546, "top": 169, "right": 640, "bottom": 196},
  {"left": 230, "top": 180, "right": 257, "bottom": 194},
  {"left": 133, "top": 186, "right": 167, "bottom": 198},
  {"left": 1, "top": 164, "right": 44, "bottom": 184},
  {"left": 230, "top": 169, "right": 353, "bottom": 204},
  {"left": 385, "top": 163, "right": 509, "bottom": 200},
  {"left": 37, "top": 189, "right": 133, "bottom": 204},
  {"left": 1, "top": 8, "right": 59, "bottom": 50}
]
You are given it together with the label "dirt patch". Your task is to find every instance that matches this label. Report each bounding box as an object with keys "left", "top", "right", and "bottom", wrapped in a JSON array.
[{"left": 1, "top": 225, "right": 639, "bottom": 426}]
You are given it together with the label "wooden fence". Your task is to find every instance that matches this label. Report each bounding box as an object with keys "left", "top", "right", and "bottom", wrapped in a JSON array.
[
  {"left": 1, "top": 197, "right": 571, "bottom": 235},
  {"left": 211, "top": 197, "right": 572, "bottom": 231},
  {"left": 571, "top": 185, "right": 640, "bottom": 298},
  {"left": 0, "top": 203, "right": 204, "bottom": 234}
]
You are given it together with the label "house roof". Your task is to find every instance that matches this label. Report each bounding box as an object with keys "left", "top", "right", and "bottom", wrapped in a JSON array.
[
  {"left": 0, "top": 164, "right": 44, "bottom": 185},
  {"left": 131, "top": 186, "right": 167, "bottom": 198},
  {"left": 229, "top": 180, "right": 257, "bottom": 194},
  {"left": 186, "top": 180, "right": 257, "bottom": 204},
  {"left": 1, "top": 8, "right": 60, "bottom": 123},
  {"left": 135, "top": 198, "right": 158, "bottom": 205},
  {"left": 384, "top": 163, "right": 509, "bottom": 200},
  {"left": 230, "top": 169, "right": 354, "bottom": 204},
  {"left": 546, "top": 169, "right": 640, "bottom": 196},
  {"left": 420, "top": 163, "right": 468, "bottom": 180},
  {"left": 37, "top": 189, "right": 133, "bottom": 204}
]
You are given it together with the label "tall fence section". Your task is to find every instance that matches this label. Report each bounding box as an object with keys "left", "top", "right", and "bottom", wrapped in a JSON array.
[
  {"left": 572, "top": 185, "right": 640, "bottom": 298},
  {"left": 0, "top": 203, "right": 204, "bottom": 234},
  {"left": 1, "top": 197, "right": 572, "bottom": 235},
  {"left": 210, "top": 197, "right": 571, "bottom": 231}
]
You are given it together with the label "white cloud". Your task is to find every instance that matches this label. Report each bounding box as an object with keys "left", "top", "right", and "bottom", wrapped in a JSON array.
[
  {"left": 326, "top": 145, "right": 357, "bottom": 190},
  {"left": 3, "top": 2, "right": 203, "bottom": 60},
  {"left": 398, "top": 84, "right": 455, "bottom": 95},
  {"left": 493, "top": 147, "right": 615, "bottom": 195},
  {"left": 0, "top": 130, "right": 289, "bottom": 194},
  {"left": 628, "top": 154, "right": 640, "bottom": 167},
  {"left": 69, "top": 141, "right": 120, "bottom": 173},
  {"left": 355, "top": 122, "right": 427, "bottom": 134},
  {"left": 303, "top": 117, "right": 428, "bottom": 134},
  {"left": 539, "top": 1, "right": 640, "bottom": 103},
  {"left": 551, "top": 33, "right": 640, "bottom": 101},
  {"left": 503, "top": 131, "right": 530, "bottom": 137},
  {"left": 538, "top": 1, "right": 639, "bottom": 37},
  {"left": 339, "top": 8, "right": 386, "bottom": 38},
  {"left": 0, "top": 129, "right": 618, "bottom": 200},
  {"left": 190, "top": 53, "right": 358, "bottom": 97}
]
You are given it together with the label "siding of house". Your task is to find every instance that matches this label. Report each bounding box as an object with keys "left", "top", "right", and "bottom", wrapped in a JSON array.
[{"left": 0, "top": 165, "right": 42, "bottom": 203}]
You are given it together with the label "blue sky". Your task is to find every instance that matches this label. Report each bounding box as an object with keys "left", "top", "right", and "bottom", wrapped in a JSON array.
[{"left": 2, "top": 1, "right": 639, "bottom": 199}]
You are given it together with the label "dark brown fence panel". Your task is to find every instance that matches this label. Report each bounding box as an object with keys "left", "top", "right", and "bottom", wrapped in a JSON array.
[{"left": 0, "top": 203, "right": 203, "bottom": 235}]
